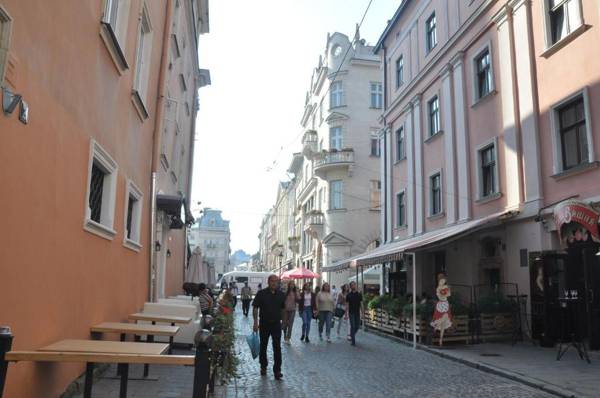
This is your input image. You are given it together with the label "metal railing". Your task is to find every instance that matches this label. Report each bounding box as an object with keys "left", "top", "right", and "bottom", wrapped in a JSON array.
[{"left": 314, "top": 149, "right": 354, "bottom": 170}]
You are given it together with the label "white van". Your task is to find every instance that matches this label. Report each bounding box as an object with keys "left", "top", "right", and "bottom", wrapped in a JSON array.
[{"left": 217, "top": 271, "right": 273, "bottom": 295}]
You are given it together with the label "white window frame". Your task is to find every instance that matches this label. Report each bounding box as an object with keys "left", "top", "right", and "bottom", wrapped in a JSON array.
[
  {"left": 329, "top": 126, "right": 343, "bottom": 150},
  {"left": 370, "top": 180, "right": 381, "bottom": 210},
  {"left": 427, "top": 95, "right": 441, "bottom": 138},
  {"left": 396, "top": 126, "right": 406, "bottom": 161},
  {"left": 396, "top": 189, "right": 406, "bottom": 228},
  {"left": 370, "top": 82, "right": 383, "bottom": 109},
  {"left": 100, "top": 0, "right": 131, "bottom": 73},
  {"left": 123, "top": 179, "right": 143, "bottom": 251},
  {"left": 84, "top": 140, "right": 118, "bottom": 240},
  {"left": 471, "top": 41, "right": 496, "bottom": 104},
  {"left": 330, "top": 80, "right": 343, "bottom": 109},
  {"left": 0, "top": 6, "right": 13, "bottom": 85},
  {"left": 428, "top": 170, "right": 443, "bottom": 217},
  {"left": 370, "top": 132, "right": 380, "bottom": 157},
  {"left": 475, "top": 137, "right": 500, "bottom": 201},
  {"left": 329, "top": 180, "right": 343, "bottom": 210},
  {"left": 425, "top": 12, "right": 437, "bottom": 54},
  {"left": 541, "top": 0, "right": 584, "bottom": 50},
  {"left": 396, "top": 56, "right": 404, "bottom": 89},
  {"left": 132, "top": 3, "right": 153, "bottom": 119},
  {"left": 549, "top": 87, "right": 595, "bottom": 175}
]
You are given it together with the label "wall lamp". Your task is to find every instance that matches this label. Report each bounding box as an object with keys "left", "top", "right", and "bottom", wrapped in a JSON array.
[
  {"left": 155, "top": 241, "right": 162, "bottom": 252},
  {"left": 2, "top": 87, "right": 21, "bottom": 115}
]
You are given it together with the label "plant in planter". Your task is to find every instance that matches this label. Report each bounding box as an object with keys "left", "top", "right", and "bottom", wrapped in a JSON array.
[
  {"left": 476, "top": 292, "right": 514, "bottom": 314},
  {"left": 209, "top": 293, "right": 239, "bottom": 383},
  {"left": 476, "top": 292, "right": 515, "bottom": 337}
]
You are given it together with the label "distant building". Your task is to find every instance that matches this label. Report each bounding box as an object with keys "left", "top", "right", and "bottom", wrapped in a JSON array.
[
  {"left": 230, "top": 249, "right": 251, "bottom": 267},
  {"left": 189, "top": 208, "right": 231, "bottom": 280}
]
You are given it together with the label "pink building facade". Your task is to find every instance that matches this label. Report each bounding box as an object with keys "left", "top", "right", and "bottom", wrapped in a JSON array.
[{"left": 366, "top": 0, "right": 600, "bottom": 348}]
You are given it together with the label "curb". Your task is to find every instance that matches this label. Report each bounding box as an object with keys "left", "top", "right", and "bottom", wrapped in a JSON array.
[{"left": 364, "top": 328, "right": 578, "bottom": 398}]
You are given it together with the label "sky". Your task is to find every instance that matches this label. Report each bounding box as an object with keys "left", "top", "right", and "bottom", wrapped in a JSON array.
[{"left": 191, "top": 0, "right": 400, "bottom": 255}]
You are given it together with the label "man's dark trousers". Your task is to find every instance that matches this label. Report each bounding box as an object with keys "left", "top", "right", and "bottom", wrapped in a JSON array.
[
  {"left": 259, "top": 320, "right": 282, "bottom": 373},
  {"left": 349, "top": 313, "right": 360, "bottom": 344},
  {"left": 242, "top": 299, "right": 251, "bottom": 316}
]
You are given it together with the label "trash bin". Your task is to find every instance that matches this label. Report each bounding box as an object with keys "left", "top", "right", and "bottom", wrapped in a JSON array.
[{"left": 0, "top": 326, "right": 13, "bottom": 398}]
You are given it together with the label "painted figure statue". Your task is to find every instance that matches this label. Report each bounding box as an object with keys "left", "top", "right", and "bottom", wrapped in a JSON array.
[{"left": 430, "top": 273, "right": 452, "bottom": 346}]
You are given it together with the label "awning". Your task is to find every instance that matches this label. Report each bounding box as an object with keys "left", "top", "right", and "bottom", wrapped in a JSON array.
[
  {"left": 156, "top": 194, "right": 183, "bottom": 216},
  {"left": 321, "top": 253, "right": 363, "bottom": 272},
  {"left": 328, "top": 211, "right": 508, "bottom": 270}
]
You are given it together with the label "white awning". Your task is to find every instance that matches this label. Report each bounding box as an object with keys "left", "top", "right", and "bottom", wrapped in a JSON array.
[{"left": 329, "top": 211, "right": 509, "bottom": 270}]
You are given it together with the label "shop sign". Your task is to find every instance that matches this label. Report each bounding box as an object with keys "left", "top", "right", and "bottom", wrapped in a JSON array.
[{"left": 553, "top": 200, "right": 600, "bottom": 245}]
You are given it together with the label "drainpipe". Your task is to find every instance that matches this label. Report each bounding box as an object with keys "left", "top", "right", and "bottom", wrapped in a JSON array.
[{"left": 149, "top": 0, "right": 174, "bottom": 302}]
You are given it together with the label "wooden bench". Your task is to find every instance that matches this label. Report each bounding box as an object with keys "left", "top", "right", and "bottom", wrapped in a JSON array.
[{"left": 4, "top": 340, "right": 210, "bottom": 398}]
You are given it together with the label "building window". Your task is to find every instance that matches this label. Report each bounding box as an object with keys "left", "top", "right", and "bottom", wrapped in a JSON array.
[
  {"left": 558, "top": 96, "right": 588, "bottom": 170},
  {"left": 428, "top": 96, "right": 440, "bottom": 137},
  {"left": 370, "top": 82, "right": 383, "bottom": 109},
  {"left": 330, "top": 126, "right": 343, "bottom": 150},
  {"left": 475, "top": 48, "right": 493, "bottom": 100},
  {"left": 85, "top": 140, "right": 118, "bottom": 239},
  {"left": 396, "top": 56, "right": 404, "bottom": 88},
  {"left": 396, "top": 192, "right": 405, "bottom": 227},
  {"left": 330, "top": 80, "right": 343, "bottom": 108},
  {"left": 124, "top": 180, "right": 143, "bottom": 250},
  {"left": 547, "top": 0, "right": 583, "bottom": 45},
  {"left": 100, "top": 0, "right": 131, "bottom": 71},
  {"left": 370, "top": 136, "right": 380, "bottom": 157},
  {"left": 478, "top": 142, "right": 498, "bottom": 198},
  {"left": 330, "top": 180, "right": 343, "bottom": 210},
  {"left": 0, "top": 6, "right": 12, "bottom": 84},
  {"left": 426, "top": 12, "right": 437, "bottom": 53},
  {"left": 370, "top": 180, "right": 381, "bottom": 210},
  {"left": 133, "top": 5, "right": 153, "bottom": 111},
  {"left": 396, "top": 127, "right": 405, "bottom": 161},
  {"left": 430, "top": 173, "right": 442, "bottom": 216}
]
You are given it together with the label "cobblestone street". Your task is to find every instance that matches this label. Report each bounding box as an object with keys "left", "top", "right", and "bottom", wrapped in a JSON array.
[
  {"left": 226, "top": 307, "right": 554, "bottom": 398},
  {"left": 71, "top": 306, "right": 557, "bottom": 398}
]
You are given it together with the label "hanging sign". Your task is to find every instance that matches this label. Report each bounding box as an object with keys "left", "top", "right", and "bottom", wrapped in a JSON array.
[{"left": 553, "top": 200, "right": 600, "bottom": 245}]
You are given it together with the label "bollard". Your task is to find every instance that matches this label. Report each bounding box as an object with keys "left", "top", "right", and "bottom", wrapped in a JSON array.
[
  {"left": 0, "top": 327, "right": 13, "bottom": 398},
  {"left": 192, "top": 329, "right": 212, "bottom": 398}
]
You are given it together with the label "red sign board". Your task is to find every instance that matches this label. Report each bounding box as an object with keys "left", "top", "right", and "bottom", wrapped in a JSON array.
[{"left": 553, "top": 201, "right": 600, "bottom": 245}]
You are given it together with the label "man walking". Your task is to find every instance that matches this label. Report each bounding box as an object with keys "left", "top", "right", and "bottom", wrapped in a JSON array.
[
  {"left": 345, "top": 281, "right": 362, "bottom": 346},
  {"left": 253, "top": 274, "right": 285, "bottom": 380},
  {"left": 241, "top": 282, "right": 252, "bottom": 317}
]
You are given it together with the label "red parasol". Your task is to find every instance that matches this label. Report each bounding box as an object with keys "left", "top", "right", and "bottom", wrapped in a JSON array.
[{"left": 280, "top": 267, "right": 320, "bottom": 280}]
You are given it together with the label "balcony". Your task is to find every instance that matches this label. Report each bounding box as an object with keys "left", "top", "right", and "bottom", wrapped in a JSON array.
[
  {"left": 288, "top": 236, "right": 300, "bottom": 253},
  {"left": 304, "top": 211, "right": 324, "bottom": 238},
  {"left": 313, "top": 149, "right": 354, "bottom": 177},
  {"left": 301, "top": 130, "right": 318, "bottom": 158}
]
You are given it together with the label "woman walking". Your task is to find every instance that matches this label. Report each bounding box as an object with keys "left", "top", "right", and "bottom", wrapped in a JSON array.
[
  {"left": 335, "top": 284, "right": 348, "bottom": 338},
  {"left": 316, "top": 283, "right": 335, "bottom": 342},
  {"left": 298, "top": 283, "right": 316, "bottom": 343},
  {"left": 282, "top": 281, "right": 298, "bottom": 344}
]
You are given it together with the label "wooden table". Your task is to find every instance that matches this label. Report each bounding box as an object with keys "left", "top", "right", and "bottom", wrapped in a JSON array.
[
  {"left": 128, "top": 313, "right": 192, "bottom": 326},
  {"left": 39, "top": 339, "right": 169, "bottom": 355},
  {"left": 91, "top": 322, "right": 180, "bottom": 354}
]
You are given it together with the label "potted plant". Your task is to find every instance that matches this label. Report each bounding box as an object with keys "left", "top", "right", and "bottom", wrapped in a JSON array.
[{"left": 476, "top": 292, "right": 515, "bottom": 340}]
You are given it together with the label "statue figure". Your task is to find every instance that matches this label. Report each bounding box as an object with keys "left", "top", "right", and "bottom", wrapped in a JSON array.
[{"left": 431, "top": 273, "right": 452, "bottom": 346}]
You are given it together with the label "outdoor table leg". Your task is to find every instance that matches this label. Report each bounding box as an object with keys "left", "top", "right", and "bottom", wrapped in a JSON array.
[
  {"left": 118, "top": 363, "right": 129, "bottom": 398},
  {"left": 84, "top": 362, "right": 94, "bottom": 398},
  {"left": 168, "top": 336, "right": 174, "bottom": 354},
  {"left": 143, "top": 335, "right": 154, "bottom": 377}
]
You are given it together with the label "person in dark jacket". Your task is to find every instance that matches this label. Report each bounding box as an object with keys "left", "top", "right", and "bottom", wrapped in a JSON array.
[{"left": 298, "top": 283, "right": 316, "bottom": 343}]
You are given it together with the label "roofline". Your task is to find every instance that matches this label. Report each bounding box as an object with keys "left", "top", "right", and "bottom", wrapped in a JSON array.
[{"left": 374, "top": 0, "right": 413, "bottom": 54}]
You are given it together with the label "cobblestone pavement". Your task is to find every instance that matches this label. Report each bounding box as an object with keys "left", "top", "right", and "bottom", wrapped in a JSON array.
[
  {"left": 229, "top": 307, "right": 554, "bottom": 398},
  {"left": 71, "top": 306, "right": 555, "bottom": 397}
]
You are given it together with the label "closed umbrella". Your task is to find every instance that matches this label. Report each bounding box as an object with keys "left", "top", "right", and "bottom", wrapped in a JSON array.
[{"left": 186, "top": 246, "right": 203, "bottom": 284}]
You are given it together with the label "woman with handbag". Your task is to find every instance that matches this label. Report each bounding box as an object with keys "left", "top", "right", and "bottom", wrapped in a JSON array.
[
  {"left": 298, "top": 283, "right": 316, "bottom": 343},
  {"left": 316, "top": 283, "right": 335, "bottom": 342},
  {"left": 335, "top": 284, "right": 348, "bottom": 338},
  {"left": 282, "top": 281, "right": 298, "bottom": 344}
]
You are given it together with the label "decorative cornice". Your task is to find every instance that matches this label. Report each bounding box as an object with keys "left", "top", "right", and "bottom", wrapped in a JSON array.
[
  {"left": 449, "top": 51, "right": 465, "bottom": 68},
  {"left": 439, "top": 64, "right": 453, "bottom": 80},
  {"left": 492, "top": 5, "right": 512, "bottom": 26},
  {"left": 507, "top": 0, "right": 530, "bottom": 13},
  {"left": 410, "top": 94, "right": 422, "bottom": 106}
]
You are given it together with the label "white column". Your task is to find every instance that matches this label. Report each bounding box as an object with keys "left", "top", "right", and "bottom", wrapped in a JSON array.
[
  {"left": 450, "top": 52, "right": 470, "bottom": 222},
  {"left": 510, "top": 0, "right": 542, "bottom": 210},
  {"left": 494, "top": 6, "right": 522, "bottom": 210},
  {"left": 412, "top": 95, "right": 424, "bottom": 234},
  {"left": 379, "top": 128, "right": 387, "bottom": 242},
  {"left": 441, "top": 65, "right": 456, "bottom": 225},
  {"left": 406, "top": 105, "right": 415, "bottom": 236},
  {"left": 385, "top": 127, "right": 394, "bottom": 243}
]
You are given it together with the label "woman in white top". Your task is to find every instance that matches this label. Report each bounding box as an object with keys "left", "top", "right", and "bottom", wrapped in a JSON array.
[
  {"left": 316, "top": 283, "right": 335, "bottom": 342},
  {"left": 335, "top": 284, "right": 348, "bottom": 337}
]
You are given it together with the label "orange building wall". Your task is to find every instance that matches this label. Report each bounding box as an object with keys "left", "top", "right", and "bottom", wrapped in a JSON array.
[
  {"left": 0, "top": 1, "right": 168, "bottom": 396},
  {"left": 164, "top": 230, "right": 186, "bottom": 297}
]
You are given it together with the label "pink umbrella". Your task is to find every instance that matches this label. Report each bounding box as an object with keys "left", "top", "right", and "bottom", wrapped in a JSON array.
[{"left": 280, "top": 267, "right": 320, "bottom": 280}]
